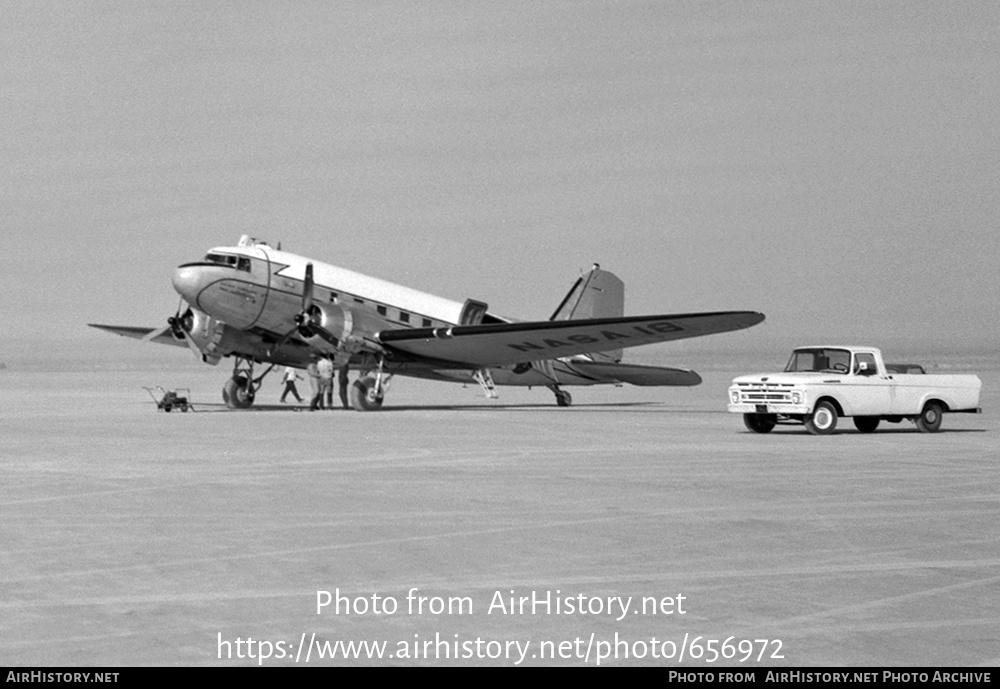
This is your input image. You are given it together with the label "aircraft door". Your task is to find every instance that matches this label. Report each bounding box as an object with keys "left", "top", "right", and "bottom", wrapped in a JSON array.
[{"left": 458, "top": 299, "right": 489, "bottom": 326}]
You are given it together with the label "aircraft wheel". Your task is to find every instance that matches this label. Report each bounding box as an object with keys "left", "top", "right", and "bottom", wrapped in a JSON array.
[
  {"left": 224, "top": 376, "right": 255, "bottom": 409},
  {"left": 743, "top": 413, "right": 776, "bottom": 433},
  {"left": 351, "top": 376, "right": 384, "bottom": 411},
  {"left": 804, "top": 401, "right": 838, "bottom": 435},
  {"left": 853, "top": 416, "right": 880, "bottom": 433},
  {"left": 915, "top": 402, "right": 943, "bottom": 433},
  {"left": 555, "top": 391, "right": 572, "bottom": 407}
]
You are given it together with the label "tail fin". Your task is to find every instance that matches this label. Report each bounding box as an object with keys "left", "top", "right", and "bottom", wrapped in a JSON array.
[{"left": 550, "top": 264, "right": 625, "bottom": 362}]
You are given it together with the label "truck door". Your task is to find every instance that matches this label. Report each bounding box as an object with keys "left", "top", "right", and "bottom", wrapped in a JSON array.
[{"left": 847, "top": 351, "right": 892, "bottom": 416}]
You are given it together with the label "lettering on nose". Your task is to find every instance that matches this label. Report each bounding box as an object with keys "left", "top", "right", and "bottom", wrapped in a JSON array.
[{"left": 220, "top": 283, "right": 259, "bottom": 304}]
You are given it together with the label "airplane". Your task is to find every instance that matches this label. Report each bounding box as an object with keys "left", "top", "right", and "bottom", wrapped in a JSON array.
[{"left": 90, "top": 235, "right": 764, "bottom": 411}]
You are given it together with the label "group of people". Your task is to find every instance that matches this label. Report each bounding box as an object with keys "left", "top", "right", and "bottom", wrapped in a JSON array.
[{"left": 279, "top": 355, "right": 350, "bottom": 410}]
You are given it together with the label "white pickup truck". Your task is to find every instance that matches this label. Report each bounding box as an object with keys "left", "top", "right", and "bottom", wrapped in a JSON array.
[{"left": 727, "top": 346, "right": 982, "bottom": 435}]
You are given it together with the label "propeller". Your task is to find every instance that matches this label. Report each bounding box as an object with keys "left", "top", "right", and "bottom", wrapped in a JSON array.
[
  {"left": 269, "top": 262, "right": 341, "bottom": 356},
  {"left": 144, "top": 298, "right": 203, "bottom": 359},
  {"left": 167, "top": 297, "right": 192, "bottom": 339},
  {"left": 141, "top": 297, "right": 183, "bottom": 342}
]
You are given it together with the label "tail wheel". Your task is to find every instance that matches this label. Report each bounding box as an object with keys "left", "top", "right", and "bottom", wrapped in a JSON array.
[
  {"left": 223, "top": 376, "right": 255, "bottom": 409},
  {"left": 350, "top": 376, "right": 384, "bottom": 411},
  {"left": 805, "top": 400, "right": 838, "bottom": 435},
  {"left": 555, "top": 391, "right": 573, "bottom": 407},
  {"left": 743, "top": 413, "right": 777, "bottom": 433},
  {"left": 853, "top": 417, "right": 880, "bottom": 433},
  {"left": 915, "top": 402, "right": 944, "bottom": 433}
]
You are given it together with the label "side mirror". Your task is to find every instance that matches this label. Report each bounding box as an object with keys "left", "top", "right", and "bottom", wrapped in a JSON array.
[{"left": 857, "top": 362, "right": 877, "bottom": 376}]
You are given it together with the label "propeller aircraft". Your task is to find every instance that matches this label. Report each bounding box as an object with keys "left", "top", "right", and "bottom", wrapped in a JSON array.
[{"left": 90, "top": 236, "right": 764, "bottom": 411}]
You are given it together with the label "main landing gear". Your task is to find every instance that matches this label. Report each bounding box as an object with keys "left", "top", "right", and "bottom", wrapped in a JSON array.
[
  {"left": 221, "top": 356, "right": 274, "bottom": 409},
  {"left": 548, "top": 384, "right": 573, "bottom": 407},
  {"left": 349, "top": 356, "right": 392, "bottom": 411}
]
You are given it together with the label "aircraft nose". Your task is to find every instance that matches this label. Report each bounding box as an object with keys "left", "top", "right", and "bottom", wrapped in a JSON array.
[{"left": 171, "top": 265, "right": 204, "bottom": 303}]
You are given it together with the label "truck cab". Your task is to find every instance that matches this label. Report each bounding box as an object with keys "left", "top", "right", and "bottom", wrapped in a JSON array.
[{"left": 728, "top": 346, "right": 981, "bottom": 435}]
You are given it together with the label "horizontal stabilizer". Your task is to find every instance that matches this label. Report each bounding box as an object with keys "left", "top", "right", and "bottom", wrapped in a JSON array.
[
  {"left": 566, "top": 360, "right": 702, "bottom": 386},
  {"left": 377, "top": 310, "right": 764, "bottom": 368}
]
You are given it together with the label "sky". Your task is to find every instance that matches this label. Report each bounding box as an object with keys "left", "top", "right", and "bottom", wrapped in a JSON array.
[{"left": 2, "top": 1, "right": 998, "bottom": 363}]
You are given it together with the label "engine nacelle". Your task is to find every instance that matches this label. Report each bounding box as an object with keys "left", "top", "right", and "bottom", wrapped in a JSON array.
[{"left": 179, "top": 307, "right": 232, "bottom": 365}]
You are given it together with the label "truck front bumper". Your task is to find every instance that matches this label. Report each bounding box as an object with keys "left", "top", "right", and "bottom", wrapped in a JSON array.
[{"left": 728, "top": 403, "right": 811, "bottom": 416}]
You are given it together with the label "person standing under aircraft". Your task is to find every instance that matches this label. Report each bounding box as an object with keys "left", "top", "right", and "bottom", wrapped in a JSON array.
[
  {"left": 338, "top": 363, "right": 350, "bottom": 410},
  {"left": 317, "top": 354, "right": 335, "bottom": 411},
  {"left": 280, "top": 366, "right": 303, "bottom": 403},
  {"left": 307, "top": 355, "right": 323, "bottom": 410}
]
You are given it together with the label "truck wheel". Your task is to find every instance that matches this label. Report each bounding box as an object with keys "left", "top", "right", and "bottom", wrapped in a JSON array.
[
  {"left": 915, "top": 402, "right": 943, "bottom": 433},
  {"left": 743, "top": 413, "right": 776, "bottom": 433},
  {"left": 805, "top": 401, "right": 838, "bottom": 435},
  {"left": 853, "top": 417, "right": 880, "bottom": 433}
]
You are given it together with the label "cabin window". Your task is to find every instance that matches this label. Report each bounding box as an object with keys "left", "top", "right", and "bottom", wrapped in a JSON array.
[
  {"left": 354, "top": 298, "right": 364, "bottom": 305},
  {"left": 398, "top": 311, "right": 410, "bottom": 323},
  {"left": 377, "top": 306, "right": 387, "bottom": 316},
  {"left": 237, "top": 257, "right": 251, "bottom": 272},
  {"left": 329, "top": 292, "right": 338, "bottom": 301},
  {"left": 422, "top": 318, "right": 432, "bottom": 327}
]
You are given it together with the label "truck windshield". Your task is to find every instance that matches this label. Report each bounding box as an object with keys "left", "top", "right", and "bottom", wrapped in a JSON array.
[{"left": 784, "top": 348, "right": 852, "bottom": 373}]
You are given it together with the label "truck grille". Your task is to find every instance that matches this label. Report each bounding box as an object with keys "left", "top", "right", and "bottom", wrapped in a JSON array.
[{"left": 735, "top": 383, "right": 795, "bottom": 403}]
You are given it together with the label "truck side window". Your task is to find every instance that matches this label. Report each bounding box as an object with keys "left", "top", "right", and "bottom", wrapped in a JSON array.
[{"left": 854, "top": 352, "right": 877, "bottom": 374}]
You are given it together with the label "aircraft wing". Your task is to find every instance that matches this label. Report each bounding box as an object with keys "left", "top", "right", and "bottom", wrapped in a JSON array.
[
  {"left": 88, "top": 324, "right": 188, "bottom": 348},
  {"left": 377, "top": 311, "right": 764, "bottom": 368},
  {"left": 563, "top": 360, "right": 702, "bottom": 386}
]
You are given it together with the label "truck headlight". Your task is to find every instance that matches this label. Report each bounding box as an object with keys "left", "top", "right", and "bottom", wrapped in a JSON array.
[
  {"left": 791, "top": 391, "right": 802, "bottom": 405},
  {"left": 730, "top": 390, "right": 740, "bottom": 404}
]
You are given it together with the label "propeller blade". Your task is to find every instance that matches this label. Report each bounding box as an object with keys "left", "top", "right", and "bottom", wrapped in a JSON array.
[
  {"left": 141, "top": 325, "right": 172, "bottom": 342},
  {"left": 268, "top": 325, "right": 299, "bottom": 358},
  {"left": 310, "top": 324, "right": 340, "bottom": 348},
  {"left": 182, "top": 330, "right": 203, "bottom": 359},
  {"left": 303, "top": 263, "right": 314, "bottom": 313}
]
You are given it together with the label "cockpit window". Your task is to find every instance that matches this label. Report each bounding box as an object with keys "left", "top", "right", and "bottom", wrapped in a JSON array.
[
  {"left": 205, "top": 252, "right": 235, "bottom": 265},
  {"left": 204, "top": 253, "right": 251, "bottom": 272},
  {"left": 784, "top": 348, "right": 852, "bottom": 374}
]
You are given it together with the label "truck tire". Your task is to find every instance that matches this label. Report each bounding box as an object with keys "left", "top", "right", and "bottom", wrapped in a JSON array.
[
  {"left": 805, "top": 401, "right": 838, "bottom": 435},
  {"left": 853, "top": 417, "right": 880, "bottom": 433},
  {"left": 743, "top": 413, "right": 776, "bottom": 433},
  {"left": 915, "top": 402, "right": 943, "bottom": 433}
]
